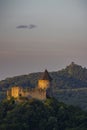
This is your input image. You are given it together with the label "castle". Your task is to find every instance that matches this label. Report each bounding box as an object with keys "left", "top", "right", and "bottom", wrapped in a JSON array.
[{"left": 7, "top": 70, "right": 53, "bottom": 100}]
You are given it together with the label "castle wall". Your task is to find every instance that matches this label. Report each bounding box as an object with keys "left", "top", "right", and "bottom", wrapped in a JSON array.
[
  {"left": 7, "top": 70, "right": 52, "bottom": 100},
  {"left": 7, "top": 89, "right": 11, "bottom": 99},
  {"left": 24, "top": 89, "right": 46, "bottom": 100}
]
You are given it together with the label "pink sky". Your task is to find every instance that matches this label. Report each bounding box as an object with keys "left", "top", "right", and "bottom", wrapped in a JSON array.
[{"left": 0, "top": 0, "right": 87, "bottom": 80}]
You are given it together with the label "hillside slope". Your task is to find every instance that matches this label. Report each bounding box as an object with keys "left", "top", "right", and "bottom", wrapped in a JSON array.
[
  {"left": 0, "top": 62, "right": 87, "bottom": 90},
  {"left": 1, "top": 62, "right": 87, "bottom": 110}
]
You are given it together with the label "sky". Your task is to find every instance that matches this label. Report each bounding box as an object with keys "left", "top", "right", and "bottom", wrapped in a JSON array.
[{"left": 0, "top": 0, "right": 87, "bottom": 80}]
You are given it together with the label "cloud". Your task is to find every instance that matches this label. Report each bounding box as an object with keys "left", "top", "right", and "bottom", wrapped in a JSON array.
[
  {"left": 16, "top": 24, "right": 37, "bottom": 29},
  {"left": 16, "top": 25, "right": 28, "bottom": 29},
  {"left": 29, "top": 24, "right": 37, "bottom": 29}
]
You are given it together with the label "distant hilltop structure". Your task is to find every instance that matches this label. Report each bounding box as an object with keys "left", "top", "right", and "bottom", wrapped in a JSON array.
[{"left": 7, "top": 70, "right": 53, "bottom": 100}]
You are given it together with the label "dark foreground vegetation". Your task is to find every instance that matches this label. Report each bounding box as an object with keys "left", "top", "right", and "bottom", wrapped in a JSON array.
[{"left": 0, "top": 98, "right": 87, "bottom": 130}]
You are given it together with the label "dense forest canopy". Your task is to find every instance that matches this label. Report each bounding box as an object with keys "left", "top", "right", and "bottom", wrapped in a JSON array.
[{"left": 0, "top": 98, "right": 87, "bottom": 130}]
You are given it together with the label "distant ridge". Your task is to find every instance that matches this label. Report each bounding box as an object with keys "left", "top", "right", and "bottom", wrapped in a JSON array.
[{"left": 0, "top": 62, "right": 87, "bottom": 89}]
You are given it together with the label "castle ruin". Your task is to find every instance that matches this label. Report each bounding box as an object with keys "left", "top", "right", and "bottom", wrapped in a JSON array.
[{"left": 7, "top": 70, "right": 53, "bottom": 100}]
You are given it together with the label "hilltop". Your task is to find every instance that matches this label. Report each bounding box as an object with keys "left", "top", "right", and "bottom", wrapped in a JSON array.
[{"left": 0, "top": 62, "right": 87, "bottom": 110}]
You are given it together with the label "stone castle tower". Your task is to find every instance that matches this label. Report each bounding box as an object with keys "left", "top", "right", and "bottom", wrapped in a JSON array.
[
  {"left": 38, "top": 69, "right": 52, "bottom": 90},
  {"left": 38, "top": 69, "right": 53, "bottom": 98}
]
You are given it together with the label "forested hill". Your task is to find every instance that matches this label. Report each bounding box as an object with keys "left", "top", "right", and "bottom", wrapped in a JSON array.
[
  {"left": 0, "top": 62, "right": 87, "bottom": 90},
  {"left": 0, "top": 98, "right": 87, "bottom": 130}
]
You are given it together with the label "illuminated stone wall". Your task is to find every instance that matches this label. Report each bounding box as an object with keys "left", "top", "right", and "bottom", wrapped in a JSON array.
[
  {"left": 11, "top": 87, "right": 20, "bottom": 98},
  {"left": 7, "top": 80, "right": 52, "bottom": 100},
  {"left": 24, "top": 89, "right": 46, "bottom": 100},
  {"left": 38, "top": 80, "right": 50, "bottom": 89}
]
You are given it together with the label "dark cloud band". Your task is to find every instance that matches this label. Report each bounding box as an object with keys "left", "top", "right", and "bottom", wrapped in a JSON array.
[{"left": 16, "top": 25, "right": 28, "bottom": 29}]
